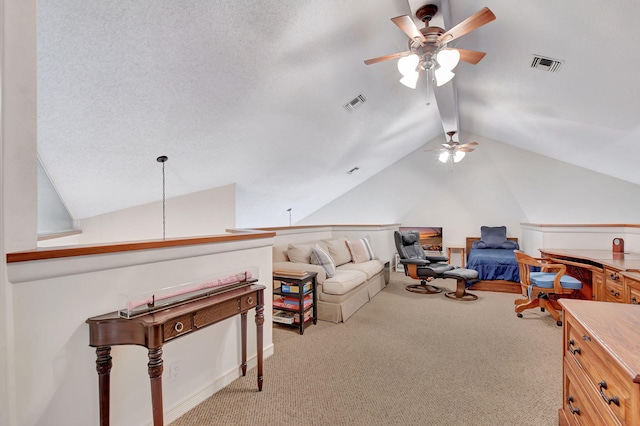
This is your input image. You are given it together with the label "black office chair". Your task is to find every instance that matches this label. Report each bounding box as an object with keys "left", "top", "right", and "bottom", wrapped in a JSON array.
[{"left": 394, "top": 231, "right": 479, "bottom": 300}]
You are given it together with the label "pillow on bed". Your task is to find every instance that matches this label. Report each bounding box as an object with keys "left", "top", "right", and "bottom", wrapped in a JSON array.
[
  {"left": 474, "top": 226, "right": 520, "bottom": 250},
  {"left": 480, "top": 226, "right": 507, "bottom": 248}
]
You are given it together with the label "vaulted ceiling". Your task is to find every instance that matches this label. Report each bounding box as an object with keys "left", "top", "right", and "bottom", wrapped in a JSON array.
[{"left": 37, "top": 0, "right": 640, "bottom": 227}]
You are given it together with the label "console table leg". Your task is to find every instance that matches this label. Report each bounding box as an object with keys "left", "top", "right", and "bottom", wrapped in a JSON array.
[
  {"left": 241, "top": 312, "right": 247, "bottom": 376},
  {"left": 147, "top": 347, "right": 164, "bottom": 426},
  {"left": 255, "top": 295, "right": 264, "bottom": 391},
  {"left": 95, "top": 346, "right": 112, "bottom": 426}
]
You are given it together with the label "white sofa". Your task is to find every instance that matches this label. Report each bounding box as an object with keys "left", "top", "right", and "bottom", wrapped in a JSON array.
[{"left": 272, "top": 237, "right": 388, "bottom": 323}]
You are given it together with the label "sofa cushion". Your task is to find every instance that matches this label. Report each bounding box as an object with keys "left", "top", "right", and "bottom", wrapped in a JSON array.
[
  {"left": 338, "top": 260, "right": 383, "bottom": 280},
  {"left": 287, "top": 244, "right": 314, "bottom": 264},
  {"left": 322, "top": 270, "right": 367, "bottom": 295},
  {"left": 346, "top": 237, "right": 377, "bottom": 263},
  {"left": 310, "top": 245, "right": 336, "bottom": 278},
  {"left": 324, "top": 238, "right": 352, "bottom": 266}
]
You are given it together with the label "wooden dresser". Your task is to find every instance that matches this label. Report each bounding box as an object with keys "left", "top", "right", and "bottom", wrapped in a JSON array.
[{"left": 559, "top": 299, "right": 640, "bottom": 425}]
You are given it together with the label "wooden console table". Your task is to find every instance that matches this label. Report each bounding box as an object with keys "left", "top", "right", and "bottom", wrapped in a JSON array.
[{"left": 86, "top": 283, "right": 265, "bottom": 426}]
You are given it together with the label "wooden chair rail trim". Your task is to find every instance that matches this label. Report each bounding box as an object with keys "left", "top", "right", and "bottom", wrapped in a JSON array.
[
  {"left": 521, "top": 223, "right": 640, "bottom": 228},
  {"left": 230, "top": 223, "right": 400, "bottom": 232},
  {"left": 7, "top": 231, "right": 276, "bottom": 263}
]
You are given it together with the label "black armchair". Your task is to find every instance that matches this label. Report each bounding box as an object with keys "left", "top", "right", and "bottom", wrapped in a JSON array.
[{"left": 394, "top": 231, "right": 479, "bottom": 300}]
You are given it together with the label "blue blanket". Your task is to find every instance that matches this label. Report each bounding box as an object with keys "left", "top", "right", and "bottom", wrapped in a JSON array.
[{"left": 467, "top": 248, "right": 519, "bottom": 282}]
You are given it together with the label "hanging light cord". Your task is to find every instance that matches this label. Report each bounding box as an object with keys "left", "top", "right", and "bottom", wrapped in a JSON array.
[{"left": 157, "top": 156, "right": 168, "bottom": 240}]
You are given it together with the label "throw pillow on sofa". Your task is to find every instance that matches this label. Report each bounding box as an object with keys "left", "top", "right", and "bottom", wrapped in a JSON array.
[
  {"left": 287, "top": 244, "right": 313, "bottom": 263},
  {"left": 323, "top": 238, "right": 352, "bottom": 266},
  {"left": 310, "top": 244, "right": 336, "bottom": 278},
  {"left": 346, "top": 237, "right": 377, "bottom": 263}
]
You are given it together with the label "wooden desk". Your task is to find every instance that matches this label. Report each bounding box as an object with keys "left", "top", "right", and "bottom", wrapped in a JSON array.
[
  {"left": 539, "top": 249, "right": 640, "bottom": 302},
  {"left": 86, "top": 283, "right": 265, "bottom": 426}
]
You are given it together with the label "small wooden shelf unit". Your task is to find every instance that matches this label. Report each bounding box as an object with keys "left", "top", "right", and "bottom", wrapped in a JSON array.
[{"left": 272, "top": 271, "right": 317, "bottom": 334}]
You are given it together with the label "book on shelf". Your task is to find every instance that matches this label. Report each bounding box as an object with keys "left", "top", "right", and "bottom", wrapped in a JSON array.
[
  {"left": 272, "top": 310, "right": 295, "bottom": 325},
  {"left": 273, "top": 269, "right": 309, "bottom": 278},
  {"left": 273, "top": 295, "right": 312, "bottom": 309},
  {"left": 293, "top": 309, "right": 313, "bottom": 324},
  {"left": 280, "top": 282, "right": 312, "bottom": 294}
]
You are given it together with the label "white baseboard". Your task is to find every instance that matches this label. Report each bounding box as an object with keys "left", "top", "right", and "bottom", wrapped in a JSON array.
[{"left": 164, "top": 344, "right": 274, "bottom": 425}]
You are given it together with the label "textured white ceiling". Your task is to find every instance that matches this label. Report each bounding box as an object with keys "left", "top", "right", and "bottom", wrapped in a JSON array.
[{"left": 36, "top": 0, "right": 640, "bottom": 226}]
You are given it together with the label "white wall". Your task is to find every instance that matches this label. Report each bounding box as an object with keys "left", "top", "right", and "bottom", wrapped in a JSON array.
[
  {"left": 300, "top": 133, "right": 640, "bottom": 251},
  {"left": 7, "top": 237, "right": 274, "bottom": 426},
  {"left": 39, "top": 183, "right": 236, "bottom": 246},
  {"left": 2, "top": 1, "right": 38, "bottom": 425}
]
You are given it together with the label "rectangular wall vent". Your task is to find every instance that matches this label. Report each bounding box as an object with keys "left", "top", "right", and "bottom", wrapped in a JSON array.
[
  {"left": 531, "top": 55, "right": 564, "bottom": 72},
  {"left": 343, "top": 94, "right": 366, "bottom": 112}
]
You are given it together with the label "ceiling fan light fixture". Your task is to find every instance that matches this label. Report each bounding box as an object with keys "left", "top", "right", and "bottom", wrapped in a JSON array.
[
  {"left": 399, "top": 72, "right": 419, "bottom": 89},
  {"left": 438, "top": 151, "right": 450, "bottom": 163},
  {"left": 397, "top": 54, "right": 419, "bottom": 75},
  {"left": 453, "top": 150, "right": 466, "bottom": 162},
  {"left": 436, "top": 49, "right": 460, "bottom": 71},
  {"left": 434, "top": 67, "right": 455, "bottom": 86}
]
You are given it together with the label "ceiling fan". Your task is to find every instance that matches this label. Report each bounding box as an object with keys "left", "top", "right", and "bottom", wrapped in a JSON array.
[
  {"left": 364, "top": 4, "right": 496, "bottom": 88},
  {"left": 427, "top": 131, "right": 479, "bottom": 163}
]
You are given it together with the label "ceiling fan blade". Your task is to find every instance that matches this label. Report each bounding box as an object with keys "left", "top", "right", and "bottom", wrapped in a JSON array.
[
  {"left": 438, "top": 7, "right": 496, "bottom": 45},
  {"left": 457, "top": 147, "right": 475, "bottom": 152},
  {"left": 364, "top": 51, "right": 412, "bottom": 65},
  {"left": 447, "top": 48, "right": 486, "bottom": 65},
  {"left": 391, "top": 15, "right": 426, "bottom": 46},
  {"left": 459, "top": 141, "right": 479, "bottom": 147}
]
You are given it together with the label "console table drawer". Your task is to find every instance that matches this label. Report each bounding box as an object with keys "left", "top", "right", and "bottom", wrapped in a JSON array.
[
  {"left": 164, "top": 314, "right": 193, "bottom": 341},
  {"left": 194, "top": 298, "right": 241, "bottom": 328},
  {"left": 241, "top": 292, "right": 258, "bottom": 311}
]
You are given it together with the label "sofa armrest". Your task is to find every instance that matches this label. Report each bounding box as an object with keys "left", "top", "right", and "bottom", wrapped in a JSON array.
[{"left": 273, "top": 261, "right": 327, "bottom": 283}]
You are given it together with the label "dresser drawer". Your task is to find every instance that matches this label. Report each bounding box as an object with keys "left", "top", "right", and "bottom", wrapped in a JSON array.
[
  {"left": 164, "top": 314, "right": 193, "bottom": 341},
  {"left": 563, "top": 359, "right": 618, "bottom": 426},
  {"left": 629, "top": 287, "right": 640, "bottom": 305},
  {"left": 566, "top": 317, "right": 630, "bottom": 425}
]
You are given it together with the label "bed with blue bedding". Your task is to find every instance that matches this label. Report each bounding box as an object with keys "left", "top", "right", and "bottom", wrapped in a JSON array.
[{"left": 465, "top": 226, "right": 521, "bottom": 293}]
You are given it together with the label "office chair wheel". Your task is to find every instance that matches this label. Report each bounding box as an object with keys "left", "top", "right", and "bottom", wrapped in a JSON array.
[
  {"left": 405, "top": 283, "right": 442, "bottom": 294},
  {"left": 556, "top": 321, "right": 562, "bottom": 327},
  {"left": 541, "top": 307, "right": 545, "bottom": 312},
  {"left": 516, "top": 313, "right": 523, "bottom": 318}
]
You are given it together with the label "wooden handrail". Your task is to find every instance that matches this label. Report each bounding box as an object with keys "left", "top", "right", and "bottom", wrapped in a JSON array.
[{"left": 7, "top": 231, "right": 275, "bottom": 263}]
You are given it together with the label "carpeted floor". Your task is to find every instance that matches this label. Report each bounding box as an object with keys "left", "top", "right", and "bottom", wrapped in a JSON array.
[{"left": 171, "top": 273, "right": 562, "bottom": 425}]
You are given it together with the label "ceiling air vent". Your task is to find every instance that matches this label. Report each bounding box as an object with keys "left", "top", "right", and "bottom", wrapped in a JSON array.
[
  {"left": 531, "top": 55, "right": 564, "bottom": 73},
  {"left": 343, "top": 94, "right": 366, "bottom": 112}
]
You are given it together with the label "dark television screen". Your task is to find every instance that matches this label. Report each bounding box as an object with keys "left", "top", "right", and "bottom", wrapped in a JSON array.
[{"left": 399, "top": 226, "right": 443, "bottom": 252}]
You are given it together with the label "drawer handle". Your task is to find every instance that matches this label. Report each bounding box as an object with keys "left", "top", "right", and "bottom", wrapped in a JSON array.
[
  {"left": 582, "top": 335, "right": 591, "bottom": 341},
  {"left": 609, "top": 289, "right": 621, "bottom": 297},
  {"left": 174, "top": 322, "right": 184, "bottom": 332},
  {"left": 247, "top": 296, "right": 254, "bottom": 305},
  {"left": 567, "top": 396, "right": 580, "bottom": 415},
  {"left": 568, "top": 339, "right": 581, "bottom": 355},
  {"left": 599, "top": 381, "right": 620, "bottom": 406},
  {"left": 609, "top": 273, "right": 620, "bottom": 281}
]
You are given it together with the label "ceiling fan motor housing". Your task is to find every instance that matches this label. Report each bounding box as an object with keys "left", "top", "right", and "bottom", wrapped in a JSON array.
[{"left": 416, "top": 4, "right": 438, "bottom": 23}]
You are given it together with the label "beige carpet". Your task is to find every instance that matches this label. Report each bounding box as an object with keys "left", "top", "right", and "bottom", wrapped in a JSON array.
[{"left": 171, "top": 273, "right": 562, "bottom": 425}]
